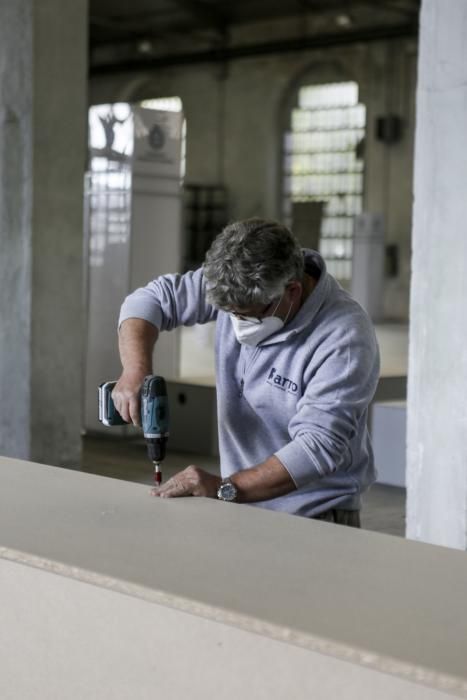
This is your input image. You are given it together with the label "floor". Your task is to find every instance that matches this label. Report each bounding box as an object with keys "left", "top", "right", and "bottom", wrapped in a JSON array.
[{"left": 81, "top": 435, "right": 406, "bottom": 538}]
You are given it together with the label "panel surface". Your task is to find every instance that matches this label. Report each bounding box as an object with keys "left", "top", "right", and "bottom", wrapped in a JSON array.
[{"left": 0, "top": 457, "right": 466, "bottom": 697}]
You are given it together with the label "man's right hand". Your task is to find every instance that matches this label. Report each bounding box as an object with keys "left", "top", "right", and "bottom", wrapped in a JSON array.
[
  {"left": 112, "top": 370, "right": 147, "bottom": 426},
  {"left": 114, "top": 318, "right": 159, "bottom": 425}
]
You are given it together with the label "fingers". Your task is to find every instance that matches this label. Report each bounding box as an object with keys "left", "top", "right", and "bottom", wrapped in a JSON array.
[
  {"left": 112, "top": 371, "right": 145, "bottom": 425},
  {"left": 150, "top": 466, "right": 221, "bottom": 500},
  {"left": 151, "top": 466, "right": 199, "bottom": 498},
  {"left": 151, "top": 475, "right": 193, "bottom": 498},
  {"left": 128, "top": 395, "right": 141, "bottom": 427},
  {"left": 113, "top": 393, "right": 130, "bottom": 423}
]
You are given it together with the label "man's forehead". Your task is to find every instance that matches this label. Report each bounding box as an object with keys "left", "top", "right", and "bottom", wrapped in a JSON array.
[
  {"left": 231, "top": 302, "right": 261, "bottom": 312},
  {"left": 227, "top": 305, "right": 260, "bottom": 315},
  {"left": 226, "top": 300, "right": 271, "bottom": 315}
]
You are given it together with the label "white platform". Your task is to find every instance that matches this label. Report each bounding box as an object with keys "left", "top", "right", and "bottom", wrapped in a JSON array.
[
  {"left": 167, "top": 379, "right": 219, "bottom": 456},
  {"left": 1, "top": 457, "right": 467, "bottom": 698},
  {"left": 372, "top": 401, "right": 407, "bottom": 487}
]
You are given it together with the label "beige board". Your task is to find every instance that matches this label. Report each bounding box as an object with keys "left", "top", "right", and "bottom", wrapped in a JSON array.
[
  {"left": 0, "top": 557, "right": 458, "bottom": 700},
  {"left": 0, "top": 456, "right": 466, "bottom": 698}
]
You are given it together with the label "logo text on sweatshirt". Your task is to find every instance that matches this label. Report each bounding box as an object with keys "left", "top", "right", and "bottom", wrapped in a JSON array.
[{"left": 267, "top": 367, "right": 298, "bottom": 394}]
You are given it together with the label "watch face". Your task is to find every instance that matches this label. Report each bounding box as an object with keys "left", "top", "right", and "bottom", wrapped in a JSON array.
[{"left": 219, "top": 482, "right": 237, "bottom": 501}]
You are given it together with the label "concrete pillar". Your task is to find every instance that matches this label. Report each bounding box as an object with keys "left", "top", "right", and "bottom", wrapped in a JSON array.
[
  {"left": 0, "top": 1, "right": 88, "bottom": 467},
  {"left": 406, "top": 0, "right": 467, "bottom": 549}
]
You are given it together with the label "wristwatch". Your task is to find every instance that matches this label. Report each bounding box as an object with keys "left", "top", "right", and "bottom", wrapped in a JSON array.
[{"left": 217, "top": 479, "right": 238, "bottom": 502}]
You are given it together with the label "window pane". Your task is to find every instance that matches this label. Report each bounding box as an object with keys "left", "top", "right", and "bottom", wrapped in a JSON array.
[{"left": 283, "top": 81, "right": 366, "bottom": 284}]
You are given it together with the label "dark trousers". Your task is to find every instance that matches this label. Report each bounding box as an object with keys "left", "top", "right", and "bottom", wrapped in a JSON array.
[{"left": 312, "top": 509, "right": 361, "bottom": 528}]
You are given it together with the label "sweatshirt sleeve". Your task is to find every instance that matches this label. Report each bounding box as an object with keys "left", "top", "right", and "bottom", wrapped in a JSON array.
[
  {"left": 118, "top": 267, "right": 218, "bottom": 331},
  {"left": 274, "top": 315, "right": 380, "bottom": 488}
]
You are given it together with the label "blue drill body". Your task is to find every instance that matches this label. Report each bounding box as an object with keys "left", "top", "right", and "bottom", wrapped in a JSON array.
[
  {"left": 141, "top": 375, "right": 169, "bottom": 465},
  {"left": 98, "top": 375, "right": 170, "bottom": 480}
]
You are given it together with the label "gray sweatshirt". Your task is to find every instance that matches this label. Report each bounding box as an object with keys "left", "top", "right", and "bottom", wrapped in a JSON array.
[{"left": 119, "top": 251, "right": 380, "bottom": 517}]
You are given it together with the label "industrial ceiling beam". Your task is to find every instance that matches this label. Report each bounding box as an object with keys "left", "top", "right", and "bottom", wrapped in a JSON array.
[
  {"left": 170, "top": 0, "right": 228, "bottom": 36},
  {"left": 90, "top": 4, "right": 228, "bottom": 48},
  {"left": 90, "top": 14, "right": 148, "bottom": 38},
  {"left": 89, "top": 18, "right": 220, "bottom": 49},
  {"left": 90, "top": 21, "right": 418, "bottom": 76},
  {"left": 361, "top": 0, "right": 419, "bottom": 20}
]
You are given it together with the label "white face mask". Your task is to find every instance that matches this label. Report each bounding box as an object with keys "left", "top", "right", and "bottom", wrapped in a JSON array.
[{"left": 230, "top": 296, "right": 292, "bottom": 347}]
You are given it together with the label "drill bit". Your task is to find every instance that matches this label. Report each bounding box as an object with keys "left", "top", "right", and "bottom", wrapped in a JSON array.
[{"left": 153, "top": 461, "right": 162, "bottom": 485}]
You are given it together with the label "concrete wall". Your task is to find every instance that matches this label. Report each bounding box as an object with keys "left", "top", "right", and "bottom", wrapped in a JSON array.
[
  {"left": 90, "top": 34, "right": 418, "bottom": 322},
  {"left": 30, "top": 1, "right": 88, "bottom": 466},
  {"left": 0, "top": 0, "right": 88, "bottom": 466},
  {"left": 406, "top": 0, "right": 467, "bottom": 550},
  {"left": 0, "top": 1, "right": 34, "bottom": 461}
]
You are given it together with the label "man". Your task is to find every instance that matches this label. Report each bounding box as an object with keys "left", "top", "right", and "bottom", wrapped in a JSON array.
[{"left": 113, "top": 218, "right": 380, "bottom": 527}]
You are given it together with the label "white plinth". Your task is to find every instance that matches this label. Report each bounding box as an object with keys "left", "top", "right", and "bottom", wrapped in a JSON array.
[{"left": 372, "top": 401, "right": 407, "bottom": 487}]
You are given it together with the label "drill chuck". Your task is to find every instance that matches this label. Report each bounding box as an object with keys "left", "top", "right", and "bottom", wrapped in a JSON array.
[{"left": 146, "top": 437, "right": 167, "bottom": 464}]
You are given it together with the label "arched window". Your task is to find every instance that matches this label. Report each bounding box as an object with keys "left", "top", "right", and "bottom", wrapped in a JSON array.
[{"left": 283, "top": 81, "right": 366, "bottom": 285}]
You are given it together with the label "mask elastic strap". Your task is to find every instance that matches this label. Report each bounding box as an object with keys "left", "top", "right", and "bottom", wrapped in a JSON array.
[
  {"left": 270, "top": 293, "right": 284, "bottom": 318},
  {"left": 283, "top": 299, "right": 294, "bottom": 326}
]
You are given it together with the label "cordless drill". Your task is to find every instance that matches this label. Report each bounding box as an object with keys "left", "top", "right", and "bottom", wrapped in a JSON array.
[{"left": 98, "top": 375, "right": 169, "bottom": 485}]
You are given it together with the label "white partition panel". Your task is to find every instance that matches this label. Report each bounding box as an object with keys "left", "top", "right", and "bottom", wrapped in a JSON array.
[{"left": 83, "top": 105, "right": 183, "bottom": 433}]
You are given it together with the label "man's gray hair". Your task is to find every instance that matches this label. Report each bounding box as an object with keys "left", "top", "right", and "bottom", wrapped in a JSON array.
[{"left": 203, "top": 218, "right": 304, "bottom": 310}]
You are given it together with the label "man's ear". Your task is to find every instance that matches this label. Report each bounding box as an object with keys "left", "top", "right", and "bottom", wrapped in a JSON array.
[{"left": 286, "top": 280, "right": 302, "bottom": 301}]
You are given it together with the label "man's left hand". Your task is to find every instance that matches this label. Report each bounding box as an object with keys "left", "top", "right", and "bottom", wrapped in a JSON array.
[{"left": 151, "top": 466, "right": 221, "bottom": 499}]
